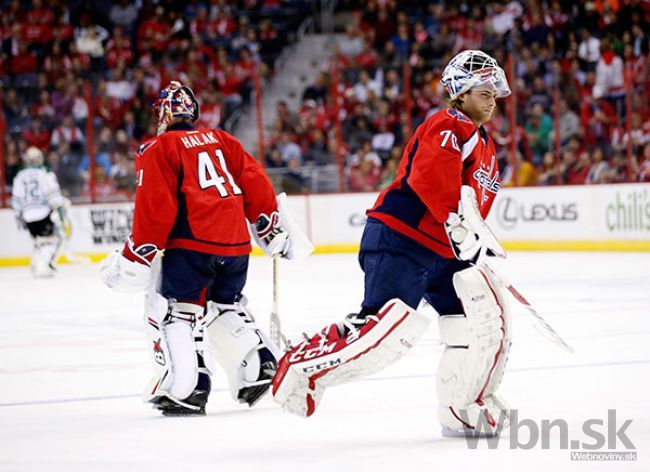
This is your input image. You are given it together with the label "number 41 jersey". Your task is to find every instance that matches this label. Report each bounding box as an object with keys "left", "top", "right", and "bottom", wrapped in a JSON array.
[
  {"left": 132, "top": 126, "right": 277, "bottom": 256},
  {"left": 367, "top": 107, "right": 500, "bottom": 259}
]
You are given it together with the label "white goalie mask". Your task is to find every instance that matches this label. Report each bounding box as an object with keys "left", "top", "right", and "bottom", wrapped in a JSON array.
[{"left": 441, "top": 50, "right": 511, "bottom": 100}]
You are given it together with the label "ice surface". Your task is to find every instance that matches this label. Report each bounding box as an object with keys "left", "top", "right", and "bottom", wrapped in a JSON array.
[{"left": 1, "top": 252, "right": 648, "bottom": 471}]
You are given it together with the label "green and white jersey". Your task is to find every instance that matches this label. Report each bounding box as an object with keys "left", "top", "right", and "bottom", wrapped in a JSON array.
[{"left": 11, "top": 166, "right": 64, "bottom": 223}]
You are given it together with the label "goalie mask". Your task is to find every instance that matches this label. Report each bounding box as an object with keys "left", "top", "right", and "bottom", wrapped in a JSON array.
[
  {"left": 441, "top": 50, "right": 511, "bottom": 100},
  {"left": 152, "top": 80, "right": 200, "bottom": 135}
]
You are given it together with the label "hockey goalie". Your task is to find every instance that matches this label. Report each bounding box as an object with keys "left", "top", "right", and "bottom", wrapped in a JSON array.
[
  {"left": 100, "top": 81, "right": 311, "bottom": 416},
  {"left": 272, "top": 50, "right": 514, "bottom": 437}
]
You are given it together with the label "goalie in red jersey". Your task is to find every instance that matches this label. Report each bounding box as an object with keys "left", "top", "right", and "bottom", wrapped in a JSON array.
[
  {"left": 272, "top": 50, "right": 515, "bottom": 437},
  {"left": 100, "top": 81, "right": 308, "bottom": 416}
]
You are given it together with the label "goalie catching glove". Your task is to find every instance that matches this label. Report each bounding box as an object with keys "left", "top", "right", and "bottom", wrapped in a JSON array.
[
  {"left": 445, "top": 186, "right": 506, "bottom": 263},
  {"left": 100, "top": 235, "right": 159, "bottom": 293}
]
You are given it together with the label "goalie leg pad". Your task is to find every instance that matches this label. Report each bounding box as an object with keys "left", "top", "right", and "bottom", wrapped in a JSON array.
[
  {"left": 271, "top": 298, "right": 431, "bottom": 417},
  {"left": 144, "top": 295, "right": 209, "bottom": 412},
  {"left": 204, "top": 301, "right": 280, "bottom": 406},
  {"left": 436, "top": 265, "right": 512, "bottom": 435}
]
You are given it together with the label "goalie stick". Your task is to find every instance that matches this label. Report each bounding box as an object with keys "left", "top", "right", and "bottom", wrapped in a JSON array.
[
  {"left": 270, "top": 255, "right": 289, "bottom": 350},
  {"left": 460, "top": 186, "right": 574, "bottom": 353},
  {"left": 480, "top": 263, "right": 574, "bottom": 353}
]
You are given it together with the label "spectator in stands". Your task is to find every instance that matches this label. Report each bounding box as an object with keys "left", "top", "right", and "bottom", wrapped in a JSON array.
[
  {"left": 353, "top": 70, "right": 382, "bottom": 104},
  {"left": 281, "top": 157, "right": 308, "bottom": 194},
  {"left": 538, "top": 152, "right": 561, "bottom": 185},
  {"left": 3, "top": 140, "right": 21, "bottom": 186},
  {"left": 195, "top": 87, "right": 222, "bottom": 130},
  {"left": 79, "top": 138, "right": 112, "bottom": 184},
  {"left": 565, "top": 150, "right": 592, "bottom": 185},
  {"left": 390, "top": 23, "right": 411, "bottom": 59},
  {"left": 109, "top": 0, "right": 139, "bottom": 32},
  {"left": 216, "top": 61, "right": 245, "bottom": 117},
  {"left": 50, "top": 115, "right": 84, "bottom": 147},
  {"left": 525, "top": 103, "right": 553, "bottom": 162},
  {"left": 586, "top": 147, "right": 610, "bottom": 184},
  {"left": 503, "top": 152, "right": 538, "bottom": 187},
  {"left": 109, "top": 151, "right": 136, "bottom": 194},
  {"left": 21, "top": 117, "right": 50, "bottom": 151},
  {"left": 302, "top": 72, "right": 328, "bottom": 104},
  {"left": 346, "top": 115, "right": 373, "bottom": 153},
  {"left": 594, "top": 37, "right": 626, "bottom": 116},
  {"left": 75, "top": 23, "right": 109, "bottom": 62},
  {"left": 11, "top": 41, "right": 39, "bottom": 87},
  {"left": 106, "top": 67, "right": 135, "bottom": 101},
  {"left": 549, "top": 99, "right": 582, "bottom": 148},
  {"left": 578, "top": 28, "right": 601, "bottom": 71},
  {"left": 339, "top": 24, "right": 364, "bottom": 59},
  {"left": 304, "top": 129, "right": 332, "bottom": 166},
  {"left": 528, "top": 76, "right": 553, "bottom": 113},
  {"left": 608, "top": 151, "right": 630, "bottom": 183},
  {"left": 56, "top": 141, "right": 85, "bottom": 196},
  {"left": 348, "top": 158, "right": 380, "bottom": 192},
  {"left": 378, "top": 158, "right": 398, "bottom": 190},
  {"left": 275, "top": 100, "right": 299, "bottom": 133},
  {"left": 638, "top": 143, "right": 650, "bottom": 182},
  {"left": 371, "top": 122, "right": 395, "bottom": 160},
  {"left": 81, "top": 165, "right": 118, "bottom": 200},
  {"left": 349, "top": 140, "right": 381, "bottom": 169},
  {"left": 278, "top": 132, "right": 302, "bottom": 164}
]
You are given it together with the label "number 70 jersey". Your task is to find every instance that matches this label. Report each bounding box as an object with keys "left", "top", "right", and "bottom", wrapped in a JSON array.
[
  {"left": 367, "top": 107, "right": 500, "bottom": 259},
  {"left": 132, "top": 127, "right": 277, "bottom": 257}
]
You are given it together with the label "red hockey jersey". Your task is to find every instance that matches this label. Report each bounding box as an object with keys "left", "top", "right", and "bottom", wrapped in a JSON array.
[
  {"left": 131, "top": 125, "right": 277, "bottom": 256},
  {"left": 367, "top": 108, "right": 500, "bottom": 259}
]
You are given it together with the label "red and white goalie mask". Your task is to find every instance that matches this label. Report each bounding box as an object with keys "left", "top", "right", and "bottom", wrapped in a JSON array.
[{"left": 152, "top": 80, "right": 200, "bottom": 135}]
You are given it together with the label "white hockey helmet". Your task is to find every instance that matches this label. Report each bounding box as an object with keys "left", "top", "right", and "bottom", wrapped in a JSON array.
[
  {"left": 23, "top": 146, "right": 44, "bottom": 165},
  {"left": 441, "top": 50, "right": 511, "bottom": 100}
]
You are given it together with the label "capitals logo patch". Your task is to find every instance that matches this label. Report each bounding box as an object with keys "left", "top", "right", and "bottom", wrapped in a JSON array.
[
  {"left": 472, "top": 155, "right": 500, "bottom": 201},
  {"left": 137, "top": 140, "right": 157, "bottom": 156},
  {"left": 153, "top": 338, "right": 166, "bottom": 366},
  {"left": 446, "top": 108, "right": 470, "bottom": 122}
]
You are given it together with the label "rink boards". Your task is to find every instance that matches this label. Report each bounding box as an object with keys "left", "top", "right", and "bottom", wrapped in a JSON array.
[{"left": 1, "top": 183, "right": 649, "bottom": 266}]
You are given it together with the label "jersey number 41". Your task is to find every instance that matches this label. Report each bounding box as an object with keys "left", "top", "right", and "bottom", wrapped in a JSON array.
[{"left": 197, "top": 149, "right": 242, "bottom": 198}]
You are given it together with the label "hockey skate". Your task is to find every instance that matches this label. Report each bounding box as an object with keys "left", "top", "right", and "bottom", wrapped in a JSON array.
[
  {"left": 236, "top": 350, "right": 278, "bottom": 407},
  {"left": 272, "top": 299, "right": 430, "bottom": 417},
  {"left": 152, "top": 371, "right": 211, "bottom": 417}
]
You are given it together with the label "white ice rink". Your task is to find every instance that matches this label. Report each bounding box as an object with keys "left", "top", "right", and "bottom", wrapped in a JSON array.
[{"left": 1, "top": 252, "right": 648, "bottom": 471}]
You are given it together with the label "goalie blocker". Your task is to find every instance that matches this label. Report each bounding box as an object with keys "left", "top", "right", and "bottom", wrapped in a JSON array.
[{"left": 271, "top": 299, "right": 430, "bottom": 417}]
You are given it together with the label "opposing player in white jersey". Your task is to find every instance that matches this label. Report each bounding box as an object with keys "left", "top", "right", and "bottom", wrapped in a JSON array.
[{"left": 12, "top": 147, "right": 71, "bottom": 277}]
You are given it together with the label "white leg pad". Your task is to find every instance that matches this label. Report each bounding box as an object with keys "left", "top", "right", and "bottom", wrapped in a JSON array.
[
  {"left": 204, "top": 301, "right": 279, "bottom": 402},
  {"left": 436, "top": 265, "right": 512, "bottom": 434},
  {"left": 143, "top": 295, "right": 203, "bottom": 404}
]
